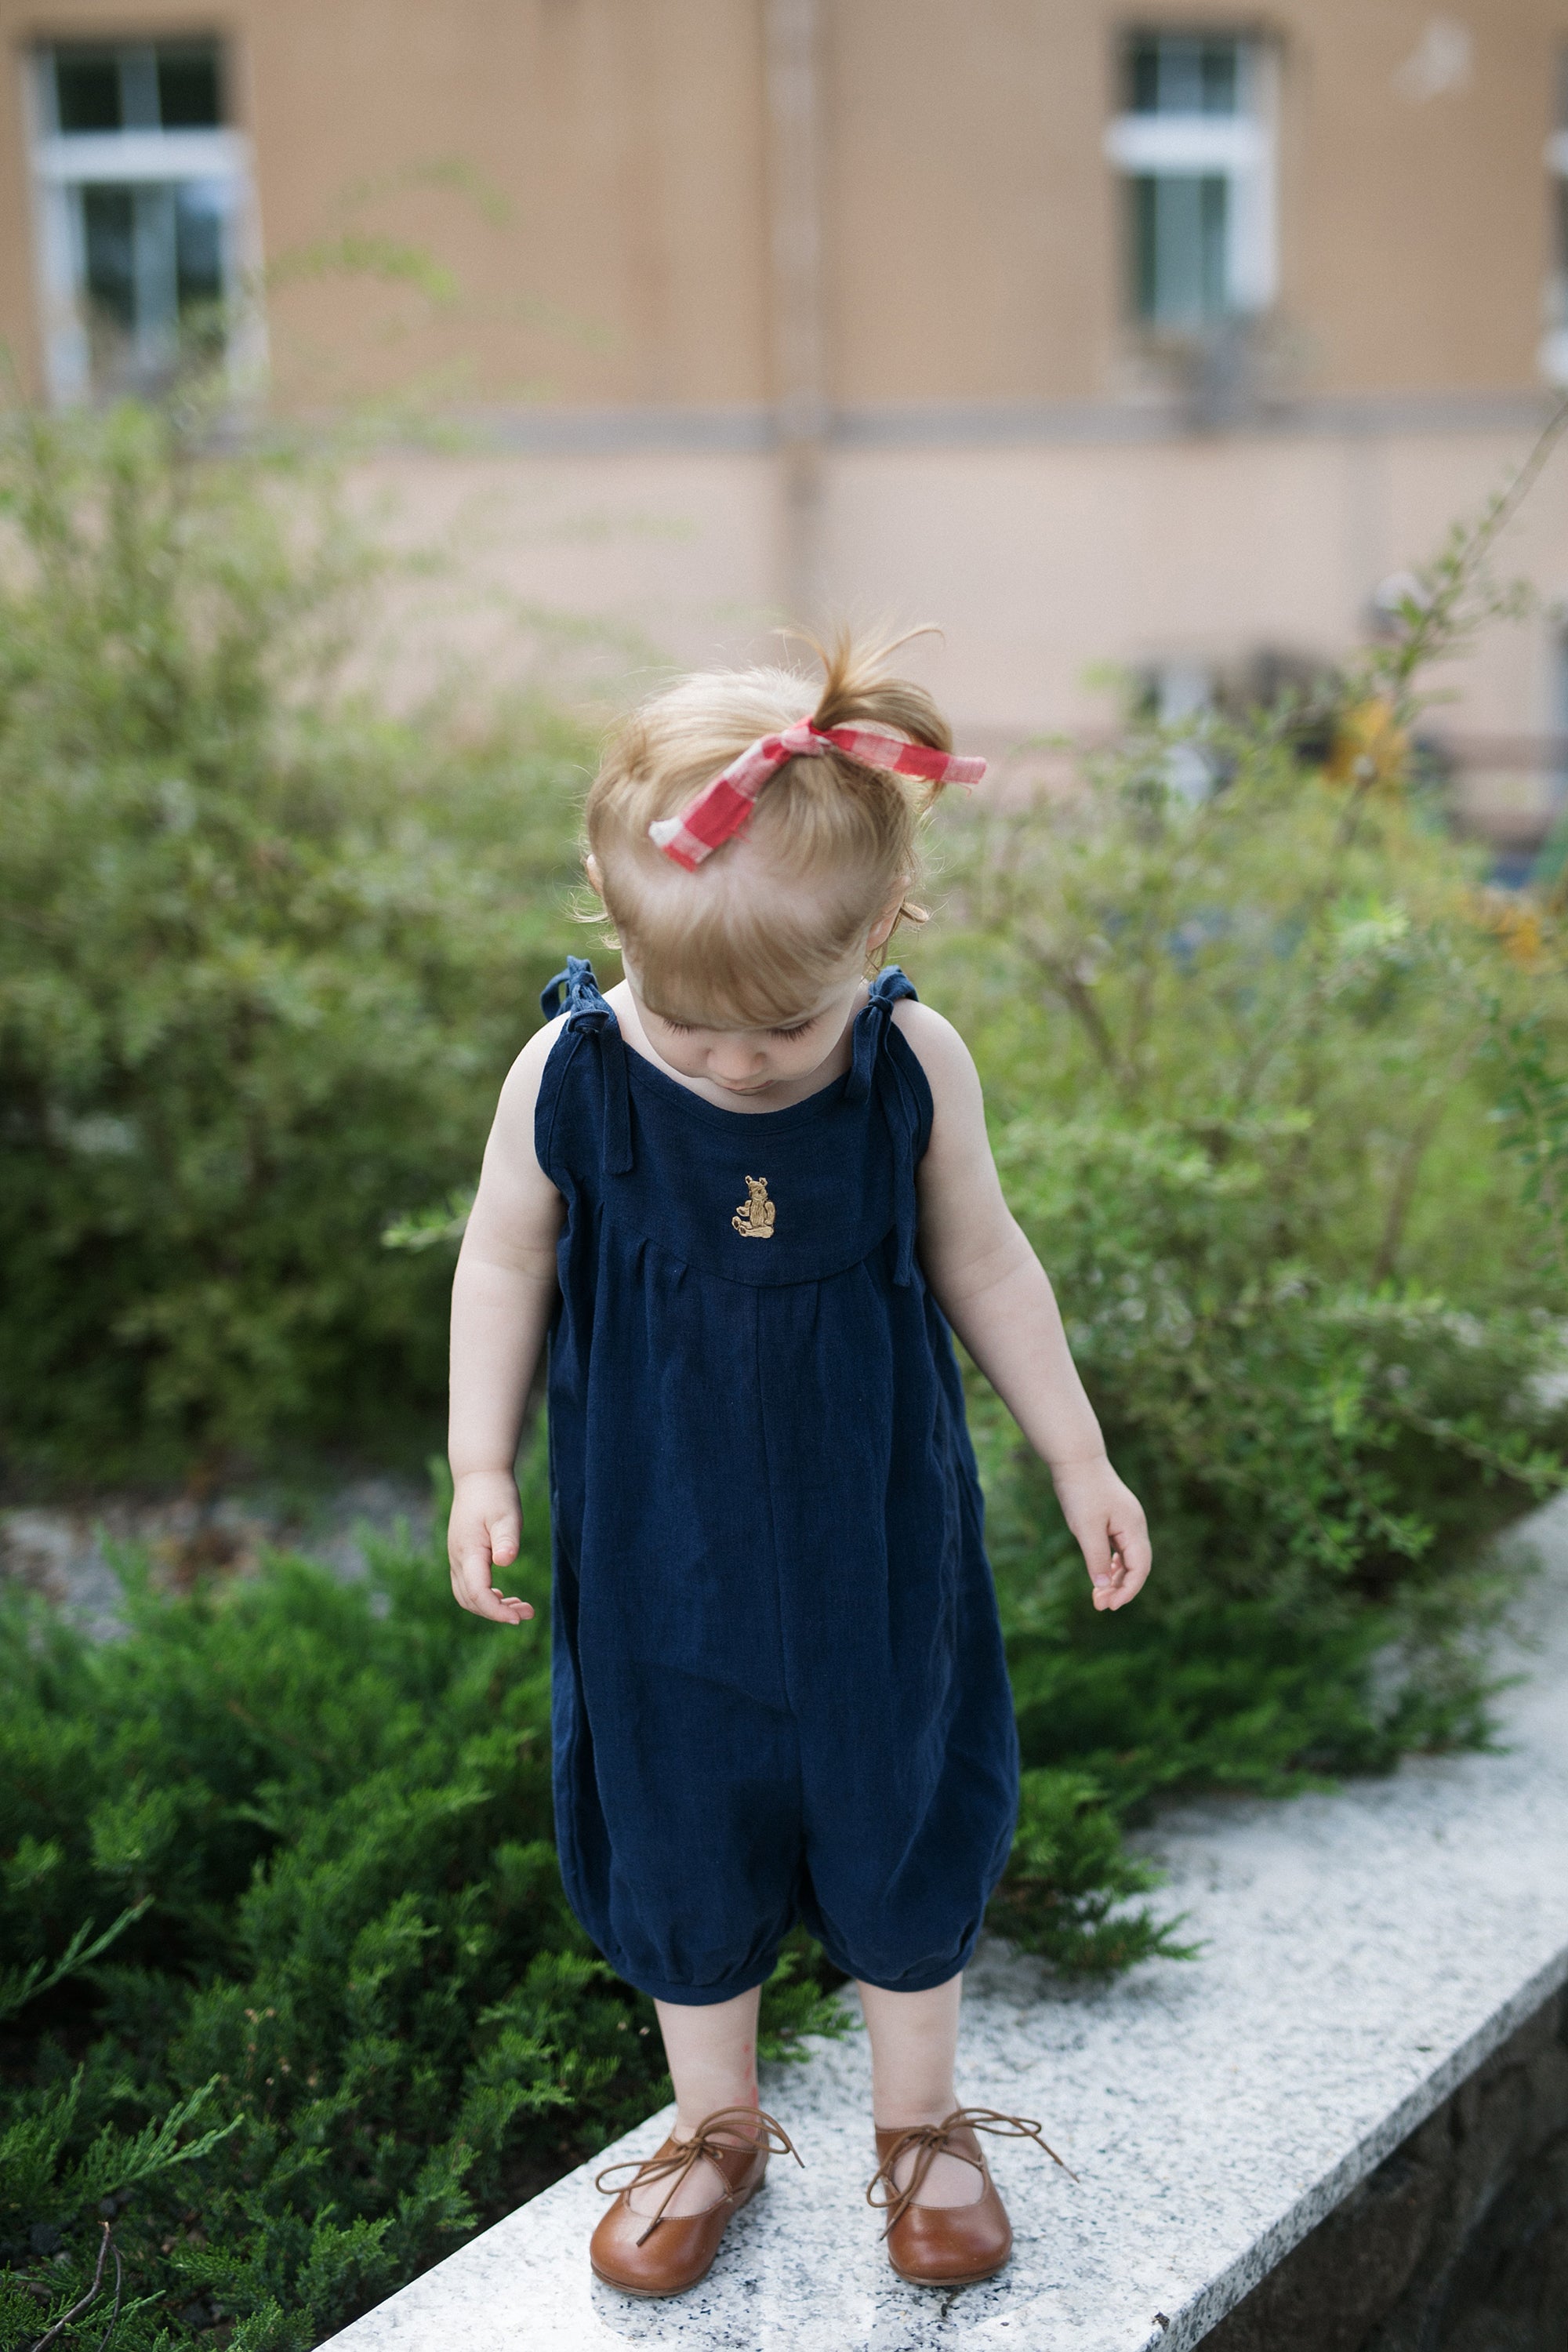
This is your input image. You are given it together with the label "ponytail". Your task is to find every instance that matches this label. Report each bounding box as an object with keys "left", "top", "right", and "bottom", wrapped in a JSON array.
[{"left": 808, "top": 630, "right": 955, "bottom": 800}]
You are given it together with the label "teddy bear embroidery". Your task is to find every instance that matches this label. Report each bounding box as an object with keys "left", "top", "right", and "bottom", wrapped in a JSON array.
[{"left": 731, "top": 1175, "right": 776, "bottom": 1240}]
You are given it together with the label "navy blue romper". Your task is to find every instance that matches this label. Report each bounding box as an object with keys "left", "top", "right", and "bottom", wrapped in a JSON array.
[{"left": 535, "top": 956, "right": 1019, "bottom": 2006}]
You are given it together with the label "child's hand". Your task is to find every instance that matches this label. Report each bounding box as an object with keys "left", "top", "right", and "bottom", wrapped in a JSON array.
[
  {"left": 448, "top": 1470, "right": 534, "bottom": 1624},
  {"left": 1051, "top": 1457, "right": 1151, "bottom": 1613}
]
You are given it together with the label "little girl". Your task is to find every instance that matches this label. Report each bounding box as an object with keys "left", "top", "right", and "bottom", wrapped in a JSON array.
[{"left": 447, "top": 636, "right": 1150, "bottom": 2299}]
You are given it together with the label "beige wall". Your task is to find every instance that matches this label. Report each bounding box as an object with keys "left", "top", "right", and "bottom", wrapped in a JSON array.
[
  {"left": 824, "top": 0, "right": 1120, "bottom": 404},
  {"left": 346, "top": 416, "right": 1568, "bottom": 817},
  {"left": 2, "top": 2, "right": 1567, "bottom": 407},
  {"left": 1290, "top": 0, "right": 1557, "bottom": 397},
  {"left": 243, "top": 0, "right": 773, "bottom": 409}
]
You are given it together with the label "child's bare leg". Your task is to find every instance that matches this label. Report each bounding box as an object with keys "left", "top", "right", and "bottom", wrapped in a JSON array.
[
  {"left": 629, "top": 1987, "right": 762, "bottom": 2219},
  {"left": 857, "top": 1974, "right": 978, "bottom": 2208}
]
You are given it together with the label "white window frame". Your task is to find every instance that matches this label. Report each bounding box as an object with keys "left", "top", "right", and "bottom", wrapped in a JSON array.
[
  {"left": 1104, "top": 39, "right": 1280, "bottom": 322},
  {"left": 22, "top": 42, "right": 266, "bottom": 405}
]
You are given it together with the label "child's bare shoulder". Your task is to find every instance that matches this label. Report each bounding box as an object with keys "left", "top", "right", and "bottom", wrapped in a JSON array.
[
  {"left": 890, "top": 997, "right": 980, "bottom": 1088},
  {"left": 487, "top": 1014, "right": 569, "bottom": 1174},
  {"left": 501, "top": 1011, "right": 568, "bottom": 1100},
  {"left": 889, "top": 997, "right": 986, "bottom": 1145}
]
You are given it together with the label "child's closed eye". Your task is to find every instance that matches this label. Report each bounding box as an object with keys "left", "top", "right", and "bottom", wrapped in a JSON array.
[{"left": 657, "top": 1016, "right": 816, "bottom": 1042}]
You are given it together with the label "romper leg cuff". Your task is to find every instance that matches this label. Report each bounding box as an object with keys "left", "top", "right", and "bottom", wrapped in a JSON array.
[
  {"left": 613, "top": 1954, "right": 784, "bottom": 2009},
  {"left": 817, "top": 1921, "right": 985, "bottom": 1995}
]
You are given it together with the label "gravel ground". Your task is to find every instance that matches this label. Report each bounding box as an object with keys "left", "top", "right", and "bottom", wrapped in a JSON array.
[{"left": 0, "top": 1475, "right": 437, "bottom": 1639}]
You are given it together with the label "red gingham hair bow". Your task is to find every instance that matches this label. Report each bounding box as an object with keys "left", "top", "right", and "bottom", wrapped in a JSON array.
[{"left": 648, "top": 721, "right": 987, "bottom": 871}]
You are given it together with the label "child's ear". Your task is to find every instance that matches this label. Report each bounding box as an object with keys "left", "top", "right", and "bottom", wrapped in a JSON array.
[
  {"left": 866, "top": 884, "right": 909, "bottom": 955},
  {"left": 584, "top": 853, "right": 605, "bottom": 899}
]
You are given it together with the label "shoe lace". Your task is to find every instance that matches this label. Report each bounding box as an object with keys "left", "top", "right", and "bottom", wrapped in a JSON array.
[
  {"left": 594, "top": 2106, "right": 802, "bottom": 2246},
  {"left": 866, "top": 2105, "right": 1076, "bottom": 2237}
]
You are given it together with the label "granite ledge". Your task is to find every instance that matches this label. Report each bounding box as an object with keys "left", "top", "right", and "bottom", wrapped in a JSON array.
[{"left": 321, "top": 1494, "right": 1568, "bottom": 2352}]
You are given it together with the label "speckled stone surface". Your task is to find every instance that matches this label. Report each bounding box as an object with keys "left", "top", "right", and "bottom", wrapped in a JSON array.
[{"left": 321, "top": 1497, "right": 1568, "bottom": 2352}]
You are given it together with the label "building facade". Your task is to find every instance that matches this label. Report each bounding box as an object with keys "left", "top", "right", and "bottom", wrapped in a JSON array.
[{"left": 1, "top": 2, "right": 1566, "bottom": 837}]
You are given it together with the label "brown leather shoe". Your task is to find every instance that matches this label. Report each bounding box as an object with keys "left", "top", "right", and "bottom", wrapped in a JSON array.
[
  {"left": 590, "top": 2107, "right": 800, "bottom": 2298},
  {"left": 867, "top": 2107, "right": 1074, "bottom": 2287}
]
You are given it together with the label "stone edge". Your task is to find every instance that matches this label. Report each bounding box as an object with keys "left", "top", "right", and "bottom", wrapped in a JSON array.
[{"left": 1145, "top": 1940, "right": 1568, "bottom": 2352}]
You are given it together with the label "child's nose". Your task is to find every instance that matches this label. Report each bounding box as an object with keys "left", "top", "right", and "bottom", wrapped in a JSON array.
[{"left": 709, "top": 1042, "right": 768, "bottom": 1080}]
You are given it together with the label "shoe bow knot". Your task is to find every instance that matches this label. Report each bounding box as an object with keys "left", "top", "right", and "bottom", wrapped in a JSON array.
[
  {"left": 594, "top": 2106, "right": 802, "bottom": 2246},
  {"left": 866, "top": 2105, "right": 1076, "bottom": 2237}
]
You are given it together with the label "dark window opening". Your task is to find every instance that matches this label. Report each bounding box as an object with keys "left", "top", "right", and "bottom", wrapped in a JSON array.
[
  {"left": 55, "top": 50, "right": 122, "bottom": 132},
  {"left": 51, "top": 40, "right": 223, "bottom": 134},
  {"left": 158, "top": 46, "right": 221, "bottom": 129},
  {"left": 1127, "top": 31, "right": 1241, "bottom": 116},
  {"left": 82, "top": 186, "right": 136, "bottom": 329}
]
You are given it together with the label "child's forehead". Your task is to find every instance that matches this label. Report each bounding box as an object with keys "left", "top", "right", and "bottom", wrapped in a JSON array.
[{"left": 633, "top": 967, "right": 855, "bottom": 1034}]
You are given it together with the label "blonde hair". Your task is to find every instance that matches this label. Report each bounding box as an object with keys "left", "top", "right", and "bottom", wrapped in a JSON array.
[{"left": 583, "top": 632, "right": 955, "bottom": 1028}]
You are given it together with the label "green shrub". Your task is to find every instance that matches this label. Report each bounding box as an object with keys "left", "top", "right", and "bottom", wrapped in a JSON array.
[
  {"left": 0, "top": 1440, "right": 847, "bottom": 2350},
  {"left": 901, "top": 454, "right": 1568, "bottom": 1922},
  {"left": 0, "top": 402, "right": 590, "bottom": 1483}
]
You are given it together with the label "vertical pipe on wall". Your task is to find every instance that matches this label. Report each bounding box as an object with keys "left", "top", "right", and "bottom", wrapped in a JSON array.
[{"left": 764, "top": 0, "right": 826, "bottom": 623}]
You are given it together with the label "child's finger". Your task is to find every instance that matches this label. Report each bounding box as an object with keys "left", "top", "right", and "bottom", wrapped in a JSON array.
[
  {"left": 1112, "top": 1510, "right": 1152, "bottom": 1579},
  {"left": 451, "top": 1539, "right": 532, "bottom": 1624},
  {"left": 489, "top": 1587, "right": 535, "bottom": 1620},
  {"left": 1075, "top": 1519, "right": 1119, "bottom": 1606},
  {"left": 1103, "top": 1514, "right": 1152, "bottom": 1610},
  {"left": 488, "top": 1509, "right": 522, "bottom": 1567},
  {"left": 465, "top": 1578, "right": 534, "bottom": 1624},
  {"left": 1105, "top": 1569, "right": 1149, "bottom": 1609},
  {"left": 482, "top": 1510, "right": 527, "bottom": 1610}
]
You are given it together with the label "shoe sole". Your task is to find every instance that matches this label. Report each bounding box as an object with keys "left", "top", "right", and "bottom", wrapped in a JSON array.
[
  {"left": 590, "top": 2176, "right": 764, "bottom": 2299},
  {"left": 889, "top": 2253, "right": 1009, "bottom": 2288}
]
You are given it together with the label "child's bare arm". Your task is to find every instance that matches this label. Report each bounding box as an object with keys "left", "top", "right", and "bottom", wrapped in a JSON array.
[
  {"left": 897, "top": 1002, "right": 1151, "bottom": 1612},
  {"left": 448, "top": 1022, "right": 567, "bottom": 1625}
]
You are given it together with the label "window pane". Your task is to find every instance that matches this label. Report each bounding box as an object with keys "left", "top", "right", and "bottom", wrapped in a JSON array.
[
  {"left": 158, "top": 46, "right": 221, "bottom": 129},
  {"left": 175, "top": 182, "right": 225, "bottom": 310},
  {"left": 1132, "top": 176, "right": 1159, "bottom": 317},
  {"left": 55, "top": 51, "right": 123, "bottom": 132},
  {"left": 1130, "top": 172, "right": 1230, "bottom": 325},
  {"left": 82, "top": 185, "right": 136, "bottom": 329},
  {"left": 78, "top": 182, "right": 229, "bottom": 384},
  {"left": 1126, "top": 31, "right": 1241, "bottom": 115}
]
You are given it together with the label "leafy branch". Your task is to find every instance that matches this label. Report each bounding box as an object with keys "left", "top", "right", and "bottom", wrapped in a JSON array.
[
  {"left": 1355, "top": 392, "right": 1568, "bottom": 728},
  {"left": 0, "top": 1904, "right": 150, "bottom": 2027}
]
